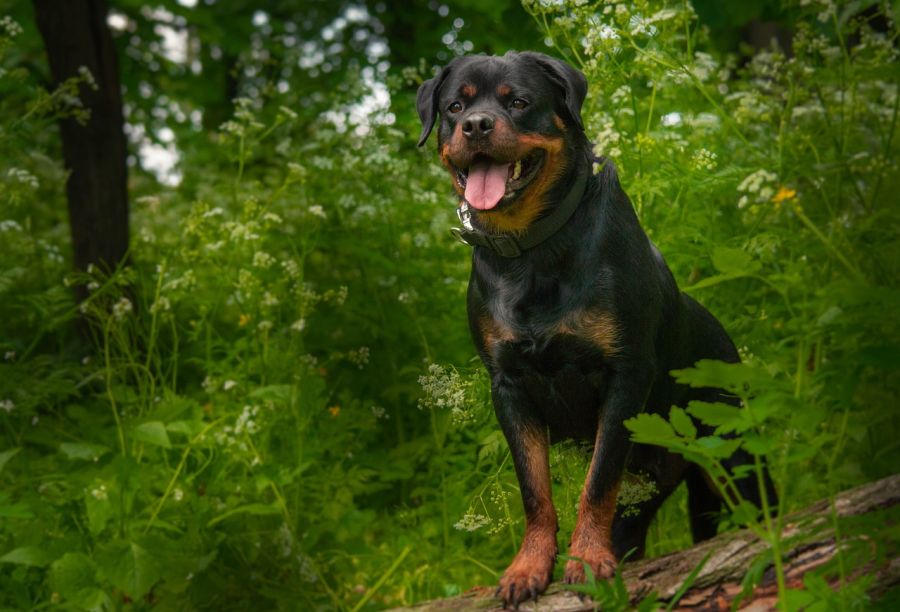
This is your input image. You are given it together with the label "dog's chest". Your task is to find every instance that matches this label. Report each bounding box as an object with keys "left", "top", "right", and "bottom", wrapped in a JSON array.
[{"left": 485, "top": 274, "right": 609, "bottom": 378}]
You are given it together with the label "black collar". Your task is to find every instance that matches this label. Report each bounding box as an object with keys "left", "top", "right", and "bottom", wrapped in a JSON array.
[{"left": 450, "top": 168, "right": 588, "bottom": 257}]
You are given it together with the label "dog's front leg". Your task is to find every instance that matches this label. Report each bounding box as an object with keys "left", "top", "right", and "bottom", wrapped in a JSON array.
[
  {"left": 492, "top": 375, "right": 558, "bottom": 607},
  {"left": 564, "top": 364, "right": 653, "bottom": 583}
]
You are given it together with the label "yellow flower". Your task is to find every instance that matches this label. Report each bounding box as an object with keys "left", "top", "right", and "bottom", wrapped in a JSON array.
[
  {"left": 238, "top": 313, "right": 251, "bottom": 327},
  {"left": 771, "top": 186, "right": 797, "bottom": 204},
  {"left": 328, "top": 405, "right": 341, "bottom": 417}
]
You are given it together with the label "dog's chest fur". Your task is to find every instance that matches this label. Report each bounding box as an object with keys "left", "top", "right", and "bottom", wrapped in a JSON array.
[{"left": 479, "top": 261, "right": 611, "bottom": 440}]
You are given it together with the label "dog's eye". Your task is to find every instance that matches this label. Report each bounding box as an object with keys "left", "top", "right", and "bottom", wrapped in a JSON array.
[
  {"left": 510, "top": 98, "right": 528, "bottom": 110},
  {"left": 448, "top": 101, "right": 463, "bottom": 113}
]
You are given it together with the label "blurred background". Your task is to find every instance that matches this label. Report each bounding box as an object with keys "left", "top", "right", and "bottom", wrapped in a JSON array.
[{"left": 0, "top": 0, "right": 898, "bottom": 609}]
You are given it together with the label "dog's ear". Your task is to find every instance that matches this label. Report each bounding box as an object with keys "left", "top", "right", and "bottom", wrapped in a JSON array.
[
  {"left": 416, "top": 63, "right": 454, "bottom": 147},
  {"left": 521, "top": 52, "right": 588, "bottom": 131}
]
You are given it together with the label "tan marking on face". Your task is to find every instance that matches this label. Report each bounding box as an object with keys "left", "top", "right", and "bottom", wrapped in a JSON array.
[
  {"left": 497, "top": 84, "right": 511, "bottom": 97},
  {"left": 440, "top": 138, "right": 465, "bottom": 196},
  {"left": 557, "top": 309, "right": 621, "bottom": 357},
  {"left": 553, "top": 114, "right": 566, "bottom": 131},
  {"left": 461, "top": 83, "right": 477, "bottom": 97},
  {"left": 474, "top": 132, "right": 566, "bottom": 234}
]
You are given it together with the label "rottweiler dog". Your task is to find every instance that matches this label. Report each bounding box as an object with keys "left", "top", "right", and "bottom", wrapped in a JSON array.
[{"left": 416, "top": 51, "right": 775, "bottom": 607}]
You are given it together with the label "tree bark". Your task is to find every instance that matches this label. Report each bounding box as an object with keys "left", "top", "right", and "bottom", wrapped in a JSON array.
[
  {"left": 394, "top": 474, "right": 900, "bottom": 611},
  {"left": 33, "top": 0, "right": 129, "bottom": 295}
]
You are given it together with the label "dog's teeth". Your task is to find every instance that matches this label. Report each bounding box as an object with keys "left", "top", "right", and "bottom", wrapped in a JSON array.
[{"left": 512, "top": 160, "right": 522, "bottom": 181}]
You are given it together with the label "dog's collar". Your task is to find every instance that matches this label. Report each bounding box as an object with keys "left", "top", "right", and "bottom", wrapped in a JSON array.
[{"left": 450, "top": 168, "right": 588, "bottom": 257}]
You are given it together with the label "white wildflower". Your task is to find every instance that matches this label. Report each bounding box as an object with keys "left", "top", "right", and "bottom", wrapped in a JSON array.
[
  {"left": 453, "top": 512, "right": 491, "bottom": 532},
  {"left": 691, "top": 148, "right": 718, "bottom": 172},
  {"left": 347, "top": 347, "right": 370, "bottom": 369},
  {"left": 112, "top": 297, "right": 133, "bottom": 320},
  {"left": 0, "top": 220, "right": 23, "bottom": 232},
  {"left": 418, "top": 364, "right": 474, "bottom": 424},
  {"left": 150, "top": 296, "right": 171, "bottom": 314},
  {"left": 253, "top": 251, "right": 275, "bottom": 268}
]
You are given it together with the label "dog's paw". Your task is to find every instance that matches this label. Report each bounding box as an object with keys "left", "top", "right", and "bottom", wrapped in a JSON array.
[
  {"left": 563, "top": 547, "right": 616, "bottom": 585},
  {"left": 496, "top": 555, "right": 554, "bottom": 609}
]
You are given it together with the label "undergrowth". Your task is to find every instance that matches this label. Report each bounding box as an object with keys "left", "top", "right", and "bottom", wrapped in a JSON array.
[{"left": 0, "top": 1, "right": 898, "bottom": 610}]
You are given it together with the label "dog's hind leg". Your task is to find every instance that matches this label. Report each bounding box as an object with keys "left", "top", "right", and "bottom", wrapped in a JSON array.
[
  {"left": 686, "top": 465, "right": 723, "bottom": 543},
  {"left": 610, "top": 484, "right": 675, "bottom": 561}
]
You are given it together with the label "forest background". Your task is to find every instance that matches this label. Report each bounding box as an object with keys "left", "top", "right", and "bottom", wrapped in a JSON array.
[{"left": 0, "top": 0, "right": 898, "bottom": 609}]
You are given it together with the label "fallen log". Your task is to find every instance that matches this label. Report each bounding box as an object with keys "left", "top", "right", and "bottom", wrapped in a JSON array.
[{"left": 392, "top": 473, "right": 900, "bottom": 611}]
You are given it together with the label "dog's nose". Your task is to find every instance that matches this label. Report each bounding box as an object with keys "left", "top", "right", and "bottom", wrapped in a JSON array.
[{"left": 461, "top": 113, "right": 495, "bottom": 139}]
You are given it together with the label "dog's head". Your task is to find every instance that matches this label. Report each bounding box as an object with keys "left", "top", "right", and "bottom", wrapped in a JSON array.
[{"left": 417, "top": 52, "right": 588, "bottom": 232}]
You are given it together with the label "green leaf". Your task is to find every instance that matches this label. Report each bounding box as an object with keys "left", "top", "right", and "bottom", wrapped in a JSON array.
[
  {"left": 742, "top": 432, "right": 777, "bottom": 456},
  {"left": 784, "top": 589, "right": 817, "bottom": 610},
  {"left": 49, "top": 553, "right": 98, "bottom": 601},
  {"left": 731, "top": 500, "right": 761, "bottom": 525},
  {"left": 625, "top": 413, "right": 678, "bottom": 444},
  {"left": 59, "top": 442, "right": 110, "bottom": 462},
  {"left": 685, "top": 272, "right": 745, "bottom": 291},
  {"left": 206, "top": 502, "right": 281, "bottom": 527},
  {"left": 0, "top": 546, "right": 53, "bottom": 567},
  {"left": 687, "top": 401, "right": 748, "bottom": 433},
  {"left": 0, "top": 493, "right": 34, "bottom": 519},
  {"left": 711, "top": 246, "right": 759, "bottom": 275},
  {"left": 85, "top": 486, "right": 114, "bottom": 536},
  {"left": 669, "top": 407, "right": 697, "bottom": 439},
  {"left": 96, "top": 540, "right": 161, "bottom": 599},
  {"left": 167, "top": 419, "right": 204, "bottom": 437},
  {"left": 68, "top": 588, "right": 111, "bottom": 612},
  {"left": 248, "top": 384, "right": 294, "bottom": 403},
  {"left": 0, "top": 447, "right": 20, "bottom": 474},
  {"left": 694, "top": 436, "right": 742, "bottom": 459},
  {"left": 672, "top": 360, "right": 777, "bottom": 395},
  {"left": 132, "top": 421, "right": 172, "bottom": 448}
]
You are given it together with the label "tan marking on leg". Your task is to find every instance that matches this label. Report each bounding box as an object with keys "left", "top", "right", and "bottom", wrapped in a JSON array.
[
  {"left": 478, "top": 316, "right": 516, "bottom": 362},
  {"left": 498, "top": 425, "right": 558, "bottom": 605},
  {"left": 565, "top": 423, "right": 621, "bottom": 582}
]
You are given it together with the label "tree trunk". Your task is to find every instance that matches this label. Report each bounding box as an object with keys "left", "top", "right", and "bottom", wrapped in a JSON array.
[
  {"left": 33, "top": 0, "right": 129, "bottom": 297},
  {"left": 394, "top": 474, "right": 900, "bottom": 611}
]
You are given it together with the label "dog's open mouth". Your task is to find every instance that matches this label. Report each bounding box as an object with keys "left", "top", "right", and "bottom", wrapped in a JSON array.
[{"left": 454, "top": 149, "right": 545, "bottom": 211}]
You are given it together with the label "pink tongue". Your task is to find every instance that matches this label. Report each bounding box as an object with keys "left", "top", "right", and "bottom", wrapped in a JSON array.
[{"left": 465, "top": 159, "right": 510, "bottom": 210}]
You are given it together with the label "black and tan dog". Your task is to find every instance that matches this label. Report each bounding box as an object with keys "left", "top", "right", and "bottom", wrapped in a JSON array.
[{"left": 417, "top": 51, "right": 775, "bottom": 607}]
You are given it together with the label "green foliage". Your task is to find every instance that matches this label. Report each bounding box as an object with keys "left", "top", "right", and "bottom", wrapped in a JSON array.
[
  {"left": 525, "top": 0, "right": 900, "bottom": 607},
  {"left": 1, "top": 1, "right": 899, "bottom": 610}
]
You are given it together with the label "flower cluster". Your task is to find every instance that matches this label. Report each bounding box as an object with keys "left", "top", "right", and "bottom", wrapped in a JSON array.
[
  {"left": 616, "top": 471, "right": 659, "bottom": 518},
  {"left": 737, "top": 169, "right": 778, "bottom": 210},
  {"left": 417, "top": 363, "right": 474, "bottom": 424}
]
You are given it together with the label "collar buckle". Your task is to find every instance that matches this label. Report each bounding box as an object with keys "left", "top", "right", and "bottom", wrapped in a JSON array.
[
  {"left": 487, "top": 234, "right": 521, "bottom": 257},
  {"left": 449, "top": 226, "right": 473, "bottom": 246}
]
